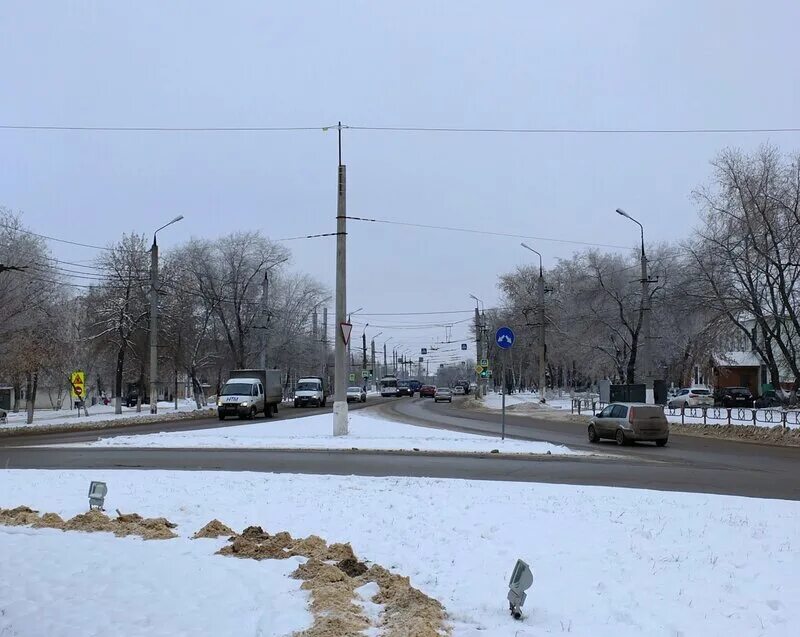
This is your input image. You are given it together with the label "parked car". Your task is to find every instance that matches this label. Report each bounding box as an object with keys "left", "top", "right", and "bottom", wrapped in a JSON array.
[
  {"left": 397, "top": 380, "right": 414, "bottom": 397},
  {"left": 453, "top": 385, "right": 465, "bottom": 395},
  {"left": 434, "top": 387, "right": 453, "bottom": 403},
  {"left": 419, "top": 385, "right": 436, "bottom": 398},
  {"left": 346, "top": 386, "right": 367, "bottom": 403},
  {"left": 755, "top": 389, "right": 782, "bottom": 408},
  {"left": 588, "top": 402, "right": 669, "bottom": 446},
  {"left": 667, "top": 387, "right": 714, "bottom": 409},
  {"left": 124, "top": 390, "right": 148, "bottom": 408},
  {"left": 714, "top": 386, "right": 754, "bottom": 408}
]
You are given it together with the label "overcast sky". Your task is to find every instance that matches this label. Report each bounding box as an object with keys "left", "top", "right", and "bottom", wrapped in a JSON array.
[{"left": 2, "top": 1, "right": 799, "bottom": 362}]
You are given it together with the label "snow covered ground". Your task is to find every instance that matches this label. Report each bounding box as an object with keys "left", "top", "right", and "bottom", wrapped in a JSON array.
[
  {"left": 77, "top": 411, "right": 577, "bottom": 455},
  {"left": 1, "top": 469, "right": 798, "bottom": 636},
  {"left": 0, "top": 524, "right": 311, "bottom": 636},
  {"left": 0, "top": 399, "right": 210, "bottom": 430}
]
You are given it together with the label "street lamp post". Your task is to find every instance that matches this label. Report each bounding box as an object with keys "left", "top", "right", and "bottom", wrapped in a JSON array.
[
  {"left": 259, "top": 257, "right": 289, "bottom": 370},
  {"left": 370, "top": 331, "right": 382, "bottom": 390},
  {"left": 616, "top": 208, "right": 652, "bottom": 401},
  {"left": 521, "top": 243, "right": 548, "bottom": 403},
  {"left": 149, "top": 215, "right": 184, "bottom": 414},
  {"left": 469, "top": 294, "right": 486, "bottom": 397}
]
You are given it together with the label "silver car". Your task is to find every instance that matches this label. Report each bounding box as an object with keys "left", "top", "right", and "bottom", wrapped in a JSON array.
[
  {"left": 667, "top": 388, "right": 714, "bottom": 409},
  {"left": 588, "top": 402, "right": 669, "bottom": 446},
  {"left": 346, "top": 386, "right": 366, "bottom": 403},
  {"left": 434, "top": 387, "right": 453, "bottom": 403}
]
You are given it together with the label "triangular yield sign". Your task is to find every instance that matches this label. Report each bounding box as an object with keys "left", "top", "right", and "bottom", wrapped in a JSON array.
[{"left": 340, "top": 322, "right": 353, "bottom": 345}]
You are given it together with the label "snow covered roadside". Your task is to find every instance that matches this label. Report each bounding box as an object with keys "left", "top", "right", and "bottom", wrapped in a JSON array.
[
  {"left": 0, "top": 524, "right": 311, "bottom": 637},
  {"left": 2, "top": 469, "right": 798, "bottom": 636},
  {"left": 76, "top": 411, "right": 578, "bottom": 455},
  {"left": 0, "top": 399, "right": 212, "bottom": 431}
]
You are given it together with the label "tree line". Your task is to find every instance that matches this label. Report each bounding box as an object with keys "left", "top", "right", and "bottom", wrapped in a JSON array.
[
  {"left": 485, "top": 145, "right": 800, "bottom": 399},
  {"left": 0, "top": 213, "right": 329, "bottom": 420}
]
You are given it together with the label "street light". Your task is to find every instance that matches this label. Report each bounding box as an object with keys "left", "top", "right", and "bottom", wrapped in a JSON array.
[
  {"left": 521, "top": 243, "right": 547, "bottom": 403},
  {"left": 469, "top": 294, "right": 486, "bottom": 397},
  {"left": 616, "top": 208, "right": 644, "bottom": 256},
  {"left": 149, "top": 215, "right": 184, "bottom": 414},
  {"left": 468, "top": 293, "right": 484, "bottom": 312},
  {"left": 260, "top": 257, "right": 290, "bottom": 369},
  {"left": 616, "top": 207, "right": 652, "bottom": 399}
]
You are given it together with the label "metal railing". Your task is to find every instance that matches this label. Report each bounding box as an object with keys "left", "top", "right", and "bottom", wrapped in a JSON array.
[
  {"left": 569, "top": 399, "right": 800, "bottom": 428},
  {"left": 665, "top": 405, "right": 799, "bottom": 428}
]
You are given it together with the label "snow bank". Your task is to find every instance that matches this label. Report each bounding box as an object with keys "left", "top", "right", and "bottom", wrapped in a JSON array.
[
  {"left": 0, "top": 399, "right": 208, "bottom": 430},
  {"left": 1, "top": 470, "right": 797, "bottom": 636},
  {"left": 78, "top": 411, "right": 578, "bottom": 455}
]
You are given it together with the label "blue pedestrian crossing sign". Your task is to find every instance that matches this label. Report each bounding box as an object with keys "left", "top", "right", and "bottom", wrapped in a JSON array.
[{"left": 495, "top": 326, "right": 515, "bottom": 349}]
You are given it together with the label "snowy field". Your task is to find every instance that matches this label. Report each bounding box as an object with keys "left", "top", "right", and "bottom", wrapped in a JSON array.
[
  {"left": 77, "top": 411, "right": 577, "bottom": 455},
  {"left": 0, "top": 399, "right": 210, "bottom": 430},
  {"left": 1, "top": 469, "right": 798, "bottom": 636}
]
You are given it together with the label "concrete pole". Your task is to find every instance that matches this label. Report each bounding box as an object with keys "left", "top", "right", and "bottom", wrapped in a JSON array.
[
  {"left": 149, "top": 240, "right": 159, "bottom": 414},
  {"left": 322, "top": 308, "right": 328, "bottom": 382},
  {"left": 361, "top": 330, "right": 367, "bottom": 381},
  {"left": 312, "top": 307, "right": 318, "bottom": 372},
  {"left": 383, "top": 342, "right": 387, "bottom": 378},
  {"left": 370, "top": 339, "right": 376, "bottom": 389},
  {"left": 641, "top": 244, "right": 653, "bottom": 402},
  {"left": 538, "top": 271, "right": 547, "bottom": 404},
  {"left": 474, "top": 306, "right": 482, "bottom": 397},
  {"left": 333, "top": 123, "right": 349, "bottom": 435},
  {"left": 260, "top": 270, "right": 269, "bottom": 369}
]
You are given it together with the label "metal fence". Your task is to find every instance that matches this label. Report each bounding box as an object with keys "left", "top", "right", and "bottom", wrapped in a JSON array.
[{"left": 570, "top": 398, "right": 800, "bottom": 428}]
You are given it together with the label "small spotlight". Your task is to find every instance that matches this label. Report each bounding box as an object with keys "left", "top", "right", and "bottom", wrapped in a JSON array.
[
  {"left": 88, "top": 481, "right": 108, "bottom": 511},
  {"left": 507, "top": 559, "right": 533, "bottom": 620}
]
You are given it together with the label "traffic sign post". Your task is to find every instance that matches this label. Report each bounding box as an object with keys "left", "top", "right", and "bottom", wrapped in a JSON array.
[
  {"left": 69, "top": 370, "right": 86, "bottom": 415},
  {"left": 494, "top": 327, "right": 515, "bottom": 440},
  {"left": 349, "top": 373, "right": 356, "bottom": 382}
]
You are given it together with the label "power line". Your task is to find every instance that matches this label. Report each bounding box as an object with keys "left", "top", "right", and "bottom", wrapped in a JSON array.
[
  {"left": 346, "top": 216, "right": 631, "bottom": 250},
  {"left": 348, "top": 124, "right": 800, "bottom": 135},
  {"left": 0, "top": 124, "right": 331, "bottom": 132},
  {"left": 4, "top": 122, "right": 799, "bottom": 135},
  {"left": 0, "top": 222, "right": 111, "bottom": 251}
]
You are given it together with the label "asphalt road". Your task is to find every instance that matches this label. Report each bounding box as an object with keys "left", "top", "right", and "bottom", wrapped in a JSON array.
[{"left": 2, "top": 396, "right": 799, "bottom": 500}]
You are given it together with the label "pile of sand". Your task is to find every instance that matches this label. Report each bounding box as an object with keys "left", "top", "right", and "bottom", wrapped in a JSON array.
[
  {"left": 0, "top": 506, "right": 41, "bottom": 526},
  {"left": 193, "top": 519, "right": 235, "bottom": 539},
  {"left": 0, "top": 506, "right": 177, "bottom": 540},
  {"left": 219, "top": 526, "right": 449, "bottom": 636}
]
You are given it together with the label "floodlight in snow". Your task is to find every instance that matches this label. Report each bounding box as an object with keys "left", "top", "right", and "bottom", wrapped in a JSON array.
[
  {"left": 507, "top": 559, "right": 533, "bottom": 619},
  {"left": 88, "top": 481, "right": 107, "bottom": 510}
]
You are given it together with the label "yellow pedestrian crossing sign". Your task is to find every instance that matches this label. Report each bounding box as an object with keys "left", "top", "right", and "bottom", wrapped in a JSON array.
[{"left": 70, "top": 370, "right": 86, "bottom": 400}]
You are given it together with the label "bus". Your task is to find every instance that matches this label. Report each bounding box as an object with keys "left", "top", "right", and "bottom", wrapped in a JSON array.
[{"left": 379, "top": 375, "right": 399, "bottom": 397}]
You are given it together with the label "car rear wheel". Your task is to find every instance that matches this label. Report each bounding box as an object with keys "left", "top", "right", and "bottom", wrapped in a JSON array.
[
  {"left": 615, "top": 429, "right": 627, "bottom": 446},
  {"left": 588, "top": 425, "right": 599, "bottom": 443},
  {"left": 264, "top": 404, "right": 273, "bottom": 418},
  {"left": 656, "top": 437, "right": 668, "bottom": 447}
]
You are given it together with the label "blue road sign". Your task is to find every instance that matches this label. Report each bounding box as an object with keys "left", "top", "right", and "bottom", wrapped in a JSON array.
[{"left": 495, "top": 326, "right": 515, "bottom": 349}]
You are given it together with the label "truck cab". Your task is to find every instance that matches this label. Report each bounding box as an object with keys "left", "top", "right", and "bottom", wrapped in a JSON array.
[
  {"left": 218, "top": 377, "right": 265, "bottom": 419},
  {"left": 294, "top": 377, "right": 326, "bottom": 408}
]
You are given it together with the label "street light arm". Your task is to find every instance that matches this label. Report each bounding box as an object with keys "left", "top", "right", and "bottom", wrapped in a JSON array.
[
  {"left": 153, "top": 215, "right": 185, "bottom": 245},
  {"left": 520, "top": 242, "right": 543, "bottom": 277},
  {"left": 616, "top": 208, "right": 645, "bottom": 255}
]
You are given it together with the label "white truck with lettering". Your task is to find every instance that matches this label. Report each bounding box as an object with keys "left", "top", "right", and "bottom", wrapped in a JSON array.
[{"left": 217, "top": 369, "right": 282, "bottom": 420}]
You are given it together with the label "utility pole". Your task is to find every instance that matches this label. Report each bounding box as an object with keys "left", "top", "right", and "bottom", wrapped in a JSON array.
[
  {"left": 312, "top": 308, "right": 318, "bottom": 374},
  {"left": 333, "top": 123, "right": 348, "bottom": 435},
  {"left": 149, "top": 240, "right": 158, "bottom": 414},
  {"left": 383, "top": 342, "right": 387, "bottom": 377},
  {"left": 361, "top": 329, "right": 367, "bottom": 381},
  {"left": 259, "top": 270, "right": 270, "bottom": 369},
  {"left": 370, "top": 339, "right": 376, "bottom": 390},
  {"left": 521, "top": 244, "right": 547, "bottom": 403},
  {"left": 616, "top": 208, "right": 653, "bottom": 402},
  {"left": 149, "top": 215, "right": 183, "bottom": 414},
  {"left": 322, "top": 308, "right": 328, "bottom": 382}
]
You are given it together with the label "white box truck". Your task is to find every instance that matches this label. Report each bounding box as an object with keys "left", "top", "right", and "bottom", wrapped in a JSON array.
[{"left": 217, "top": 369, "right": 282, "bottom": 420}]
